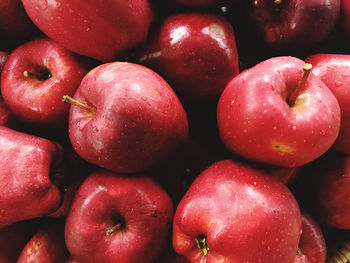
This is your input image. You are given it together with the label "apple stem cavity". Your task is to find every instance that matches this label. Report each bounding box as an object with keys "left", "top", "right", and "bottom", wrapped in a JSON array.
[
  {"left": 62, "top": 95, "right": 95, "bottom": 112},
  {"left": 288, "top": 63, "right": 312, "bottom": 107},
  {"left": 23, "top": 68, "right": 52, "bottom": 81},
  {"left": 195, "top": 235, "right": 209, "bottom": 256},
  {"left": 106, "top": 223, "right": 122, "bottom": 236}
]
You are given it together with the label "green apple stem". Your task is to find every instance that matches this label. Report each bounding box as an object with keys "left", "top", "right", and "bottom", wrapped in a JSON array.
[
  {"left": 106, "top": 223, "right": 122, "bottom": 236},
  {"left": 62, "top": 95, "right": 95, "bottom": 112},
  {"left": 195, "top": 235, "right": 209, "bottom": 256},
  {"left": 296, "top": 248, "right": 302, "bottom": 256},
  {"left": 288, "top": 63, "right": 312, "bottom": 107}
]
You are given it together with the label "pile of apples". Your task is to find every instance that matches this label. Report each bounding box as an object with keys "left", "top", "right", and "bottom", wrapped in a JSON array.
[{"left": 1, "top": 0, "right": 350, "bottom": 262}]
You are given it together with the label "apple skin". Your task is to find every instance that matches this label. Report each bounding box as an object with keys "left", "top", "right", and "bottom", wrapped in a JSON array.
[
  {"left": 247, "top": 0, "right": 340, "bottom": 49},
  {"left": 297, "top": 151, "right": 350, "bottom": 230},
  {"left": 293, "top": 212, "right": 326, "bottom": 263},
  {"left": 0, "top": 51, "right": 8, "bottom": 74},
  {"left": 68, "top": 62, "right": 188, "bottom": 173},
  {"left": 1, "top": 38, "right": 89, "bottom": 127},
  {"left": 0, "top": 219, "right": 40, "bottom": 263},
  {"left": 304, "top": 54, "right": 350, "bottom": 155},
  {"left": 0, "top": 0, "right": 38, "bottom": 50},
  {"left": 173, "top": 159, "right": 302, "bottom": 263},
  {"left": 217, "top": 56, "right": 341, "bottom": 167},
  {"left": 0, "top": 97, "right": 13, "bottom": 127},
  {"left": 17, "top": 220, "right": 69, "bottom": 263},
  {"left": 21, "top": 0, "right": 154, "bottom": 62},
  {"left": 65, "top": 170, "right": 174, "bottom": 263},
  {"left": 342, "top": 0, "right": 350, "bottom": 39},
  {"left": 0, "top": 126, "right": 65, "bottom": 228},
  {"left": 137, "top": 13, "right": 239, "bottom": 108}
]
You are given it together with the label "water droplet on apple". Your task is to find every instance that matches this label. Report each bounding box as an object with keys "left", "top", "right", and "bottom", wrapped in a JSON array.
[
  {"left": 92, "top": 125, "right": 99, "bottom": 133},
  {"left": 331, "top": 112, "right": 336, "bottom": 119},
  {"left": 292, "top": 125, "right": 296, "bottom": 131},
  {"left": 317, "top": 98, "right": 322, "bottom": 103},
  {"left": 319, "top": 129, "right": 326, "bottom": 135},
  {"left": 335, "top": 81, "right": 343, "bottom": 87}
]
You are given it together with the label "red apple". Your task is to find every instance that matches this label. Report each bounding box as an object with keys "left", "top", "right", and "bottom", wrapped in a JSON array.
[
  {"left": 217, "top": 56, "right": 341, "bottom": 167},
  {"left": 0, "top": 0, "right": 38, "bottom": 50},
  {"left": 0, "top": 219, "right": 40, "bottom": 262},
  {"left": 21, "top": 0, "right": 154, "bottom": 62},
  {"left": 0, "top": 126, "right": 65, "bottom": 228},
  {"left": 137, "top": 13, "right": 239, "bottom": 108},
  {"left": 342, "top": 0, "right": 350, "bottom": 39},
  {"left": 297, "top": 151, "right": 350, "bottom": 230},
  {"left": 173, "top": 159, "right": 302, "bottom": 263},
  {"left": 66, "top": 62, "right": 188, "bottom": 173},
  {"left": 247, "top": 0, "right": 340, "bottom": 49},
  {"left": 17, "top": 220, "right": 69, "bottom": 263},
  {"left": 0, "top": 51, "right": 8, "bottom": 74},
  {"left": 293, "top": 212, "right": 327, "bottom": 263},
  {"left": 0, "top": 96, "right": 13, "bottom": 127},
  {"left": 1, "top": 37, "right": 89, "bottom": 127},
  {"left": 304, "top": 54, "right": 350, "bottom": 155},
  {"left": 65, "top": 170, "right": 174, "bottom": 263}
]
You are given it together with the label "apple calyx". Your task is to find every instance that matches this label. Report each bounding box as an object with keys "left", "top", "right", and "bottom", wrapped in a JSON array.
[
  {"left": 62, "top": 95, "right": 96, "bottom": 113},
  {"left": 287, "top": 63, "right": 312, "bottom": 109},
  {"left": 195, "top": 235, "right": 209, "bottom": 256},
  {"left": 23, "top": 67, "right": 52, "bottom": 81},
  {"left": 105, "top": 223, "right": 122, "bottom": 236}
]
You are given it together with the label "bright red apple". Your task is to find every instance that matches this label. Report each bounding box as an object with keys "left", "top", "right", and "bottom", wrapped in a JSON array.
[
  {"left": 304, "top": 54, "right": 350, "bottom": 155},
  {"left": 0, "top": 97, "right": 13, "bottom": 127},
  {"left": 21, "top": 0, "right": 154, "bottom": 62},
  {"left": 173, "top": 159, "right": 302, "bottom": 263},
  {"left": 0, "top": 126, "right": 65, "bottom": 228},
  {"left": 65, "top": 170, "right": 174, "bottom": 263},
  {"left": 66, "top": 62, "right": 188, "bottom": 173},
  {"left": 137, "top": 13, "right": 239, "bottom": 108},
  {"left": 17, "top": 220, "right": 69, "bottom": 263},
  {"left": 217, "top": 56, "right": 341, "bottom": 167},
  {"left": 293, "top": 212, "right": 327, "bottom": 263},
  {"left": 247, "top": 0, "right": 340, "bottom": 49},
  {"left": 1, "top": 37, "right": 89, "bottom": 127}
]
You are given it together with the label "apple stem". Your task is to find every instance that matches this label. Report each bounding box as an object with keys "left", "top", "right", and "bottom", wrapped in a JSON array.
[
  {"left": 62, "top": 95, "right": 95, "bottom": 112},
  {"left": 195, "top": 236, "right": 209, "bottom": 256},
  {"left": 288, "top": 63, "right": 312, "bottom": 107},
  {"left": 106, "top": 223, "right": 122, "bottom": 236},
  {"left": 296, "top": 248, "right": 302, "bottom": 256},
  {"left": 23, "top": 70, "right": 50, "bottom": 80}
]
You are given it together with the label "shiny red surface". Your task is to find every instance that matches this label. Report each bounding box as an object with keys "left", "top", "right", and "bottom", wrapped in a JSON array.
[
  {"left": 68, "top": 62, "right": 189, "bottom": 173},
  {"left": 65, "top": 171, "right": 174, "bottom": 263},
  {"left": 305, "top": 54, "right": 350, "bottom": 155},
  {"left": 217, "top": 56, "right": 340, "bottom": 167},
  {"left": 173, "top": 159, "right": 302, "bottom": 263}
]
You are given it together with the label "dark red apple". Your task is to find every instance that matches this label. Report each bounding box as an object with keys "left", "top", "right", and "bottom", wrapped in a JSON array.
[
  {"left": 247, "top": 0, "right": 340, "bottom": 49},
  {"left": 65, "top": 170, "right": 174, "bottom": 263},
  {"left": 173, "top": 159, "right": 302, "bottom": 263},
  {"left": 138, "top": 13, "right": 239, "bottom": 108},
  {"left": 21, "top": 0, "right": 154, "bottom": 62},
  {"left": 304, "top": 54, "right": 350, "bottom": 155},
  {"left": 0, "top": 51, "right": 8, "bottom": 74},
  {"left": 0, "top": 219, "right": 40, "bottom": 262},
  {"left": 0, "top": 0, "right": 38, "bottom": 50},
  {"left": 0, "top": 126, "right": 65, "bottom": 228},
  {"left": 0, "top": 96, "right": 13, "bottom": 127},
  {"left": 217, "top": 56, "right": 341, "bottom": 167},
  {"left": 342, "top": 0, "right": 350, "bottom": 39},
  {"left": 1, "top": 37, "right": 89, "bottom": 127},
  {"left": 66, "top": 62, "right": 188, "bottom": 173},
  {"left": 293, "top": 212, "right": 327, "bottom": 263},
  {"left": 17, "top": 220, "right": 69, "bottom": 263},
  {"left": 297, "top": 151, "right": 350, "bottom": 230},
  {"left": 175, "top": 0, "right": 232, "bottom": 8}
]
